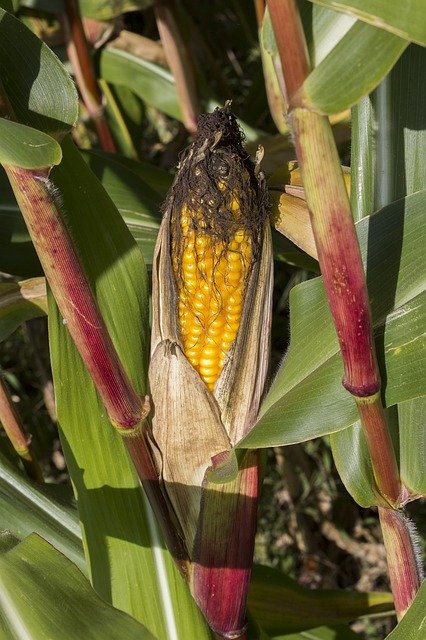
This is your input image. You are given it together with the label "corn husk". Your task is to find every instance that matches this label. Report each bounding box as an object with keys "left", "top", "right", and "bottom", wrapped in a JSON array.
[{"left": 148, "top": 104, "right": 274, "bottom": 635}]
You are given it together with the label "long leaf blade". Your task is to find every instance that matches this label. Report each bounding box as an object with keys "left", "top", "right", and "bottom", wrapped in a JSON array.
[
  {"left": 0, "top": 8, "right": 77, "bottom": 138},
  {"left": 300, "top": 20, "right": 408, "bottom": 114},
  {"left": 307, "top": 0, "right": 426, "bottom": 46},
  {"left": 239, "top": 191, "right": 425, "bottom": 449},
  {"left": 0, "top": 533, "right": 155, "bottom": 640}
]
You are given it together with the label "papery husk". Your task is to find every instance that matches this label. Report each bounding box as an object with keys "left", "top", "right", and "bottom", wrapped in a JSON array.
[
  {"left": 149, "top": 337, "right": 231, "bottom": 550},
  {"left": 214, "top": 221, "right": 274, "bottom": 444},
  {"left": 149, "top": 212, "right": 231, "bottom": 553}
]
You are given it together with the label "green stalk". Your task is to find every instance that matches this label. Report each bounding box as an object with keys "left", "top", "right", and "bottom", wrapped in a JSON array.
[
  {"left": 0, "top": 372, "right": 44, "bottom": 482},
  {"left": 5, "top": 166, "right": 144, "bottom": 431},
  {"left": 4, "top": 163, "right": 187, "bottom": 566},
  {"left": 63, "top": 0, "right": 116, "bottom": 152},
  {"left": 154, "top": 0, "right": 200, "bottom": 135},
  {"left": 266, "top": 0, "right": 421, "bottom": 617}
]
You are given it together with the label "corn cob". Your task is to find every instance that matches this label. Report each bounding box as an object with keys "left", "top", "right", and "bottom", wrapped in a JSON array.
[
  {"left": 169, "top": 105, "right": 265, "bottom": 391},
  {"left": 173, "top": 204, "right": 252, "bottom": 389}
]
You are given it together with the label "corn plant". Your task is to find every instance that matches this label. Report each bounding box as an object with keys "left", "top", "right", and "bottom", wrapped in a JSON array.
[{"left": 0, "top": 1, "right": 424, "bottom": 639}]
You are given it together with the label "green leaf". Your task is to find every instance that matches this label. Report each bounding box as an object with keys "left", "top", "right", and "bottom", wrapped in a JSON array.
[
  {"left": 99, "top": 45, "right": 182, "bottom": 121},
  {"left": 249, "top": 564, "right": 393, "bottom": 636},
  {"left": 330, "top": 405, "right": 400, "bottom": 507},
  {"left": 0, "top": 533, "right": 155, "bottom": 639},
  {"left": 0, "top": 278, "right": 46, "bottom": 342},
  {"left": 79, "top": 0, "right": 152, "bottom": 20},
  {"left": 333, "top": 44, "right": 426, "bottom": 507},
  {"left": 299, "top": 2, "right": 358, "bottom": 68},
  {"left": 0, "top": 8, "right": 77, "bottom": 138},
  {"left": 81, "top": 150, "right": 163, "bottom": 265},
  {"left": 101, "top": 81, "right": 143, "bottom": 159},
  {"left": 0, "top": 119, "right": 62, "bottom": 168},
  {"left": 300, "top": 20, "right": 408, "bottom": 114},
  {"left": 385, "top": 580, "right": 426, "bottom": 639},
  {"left": 272, "top": 626, "right": 361, "bottom": 640},
  {"left": 0, "top": 451, "right": 85, "bottom": 574},
  {"left": 0, "top": 1, "right": 14, "bottom": 13},
  {"left": 239, "top": 191, "right": 425, "bottom": 449},
  {"left": 48, "top": 136, "right": 212, "bottom": 638},
  {"left": 85, "top": 150, "right": 173, "bottom": 197},
  {"left": 354, "top": 44, "right": 425, "bottom": 214},
  {"left": 0, "top": 166, "right": 41, "bottom": 277},
  {"left": 330, "top": 421, "right": 377, "bottom": 507},
  {"left": 398, "top": 396, "right": 426, "bottom": 496},
  {"left": 307, "top": 0, "right": 426, "bottom": 47}
]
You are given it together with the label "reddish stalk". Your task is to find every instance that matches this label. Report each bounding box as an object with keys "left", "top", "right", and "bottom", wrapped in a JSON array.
[
  {"left": 123, "top": 428, "right": 189, "bottom": 574},
  {"left": 62, "top": 0, "right": 116, "bottom": 152},
  {"left": 0, "top": 373, "right": 44, "bottom": 482},
  {"left": 378, "top": 507, "right": 424, "bottom": 620},
  {"left": 4, "top": 163, "right": 187, "bottom": 567},
  {"left": 266, "top": 0, "right": 421, "bottom": 617},
  {"left": 5, "top": 166, "right": 144, "bottom": 431},
  {"left": 192, "top": 452, "right": 259, "bottom": 638},
  {"left": 154, "top": 0, "right": 200, "bottom": 135}
]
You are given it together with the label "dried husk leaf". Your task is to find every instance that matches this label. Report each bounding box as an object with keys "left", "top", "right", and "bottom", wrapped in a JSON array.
[
  {"left": 149, "top": 210, "right": 231, "bottom": 551},
  {"left": 149, "top": 339, "right": 230, "bottom": 550},
  {"left": 214, "top": 221, "right": 274, "bottom": 444},
  {"left": 270, "top": 189, "right": 317, "bottom": 259}
]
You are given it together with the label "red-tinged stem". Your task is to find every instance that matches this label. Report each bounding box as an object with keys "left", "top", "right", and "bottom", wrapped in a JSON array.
[
  {"left": 356, "top": 395, "right": 400, "bottom": 505},
  {"left": 267, "top": 0, "right": 400, "bottom": 504},
  {"left": 267, "top": 0, "right": 421, "bottom": 618},
  {"left": 154, "top": 0, "right": 200, "bottom": 135},
  {"left": 62, "top": 0, "right": 116, "bottom": 152},
  {"left": 4, "top": 165, "right": 143, "bottom": 431},
  {"left": 267, "top": 0, "right": 310, "bottom": 103},
  {"left": 290, "top": 109, "right": 400, "bottom": 503},
  {"left": 290, "top": 110, "right": 380, "bottom": 396},
  {"left": 253, "top": 0, "right": 265, "bottom": 26},
  {"left": 192, "top": 451, "right": 259, "bottom": 637},
  {"left": 123, "top": 427, "right": 190, "bottom": 575},
  {"left": 378, "top": 507, "right": 424, "bottom": 620},
  {"left": 0, "top": 374, "right": 44, "bottom": 482}
]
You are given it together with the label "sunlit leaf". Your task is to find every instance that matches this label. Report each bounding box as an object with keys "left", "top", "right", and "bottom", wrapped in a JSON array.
[
  {"left": 0, "top": 119, "right": 61, "bottom": 168},
  {"left": 307, "top": 0, "right": 426, "bottom": 46},
  {"left": 239, "top": 191, "right": 425, "bottom": 449},
  {"left": 0, "top": 533, "right": 155, "bottom": 639},
  {"left": 0, "top": 451, "right": 85, "bottom": 574},
  {"left": 299, "top": 20, "right": 407, "bottom": 114},
  {"left": 0, "top": 8, "right": 77, "bottom": 138},
  {"left": 100, "top": 46, "right": 182, "bottom": 121}
]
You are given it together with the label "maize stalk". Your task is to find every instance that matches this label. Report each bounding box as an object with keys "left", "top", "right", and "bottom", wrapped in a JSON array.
[
  {"left": 149, "top": 103, "right": 273, "bottom": 636},
  {"left": 266, "top": 0, "right": 422, "bottom": 619}
]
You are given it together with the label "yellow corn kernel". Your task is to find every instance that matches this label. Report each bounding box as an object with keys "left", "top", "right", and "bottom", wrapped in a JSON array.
[{"left": 172, "top": 212, "right": 251, "bottom": 390}]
